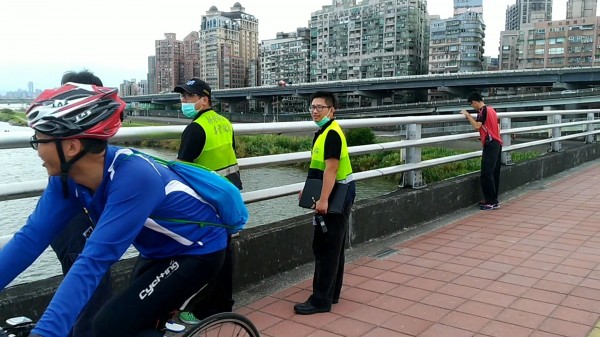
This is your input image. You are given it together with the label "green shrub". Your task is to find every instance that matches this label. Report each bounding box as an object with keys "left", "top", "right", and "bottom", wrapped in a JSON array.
[{"left": 345, "top": 128, "right": 375, "bottom": 146}]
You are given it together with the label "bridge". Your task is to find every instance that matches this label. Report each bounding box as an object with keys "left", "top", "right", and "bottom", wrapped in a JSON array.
[
  {"left": 0, "top": 98, "right": 32, "bottom": 105},
  {"left": 2, "top": 110, "right": 600, "bottom": 336},
  {"left": 122, "top": 67, "right": 600, "bottom": 111}
]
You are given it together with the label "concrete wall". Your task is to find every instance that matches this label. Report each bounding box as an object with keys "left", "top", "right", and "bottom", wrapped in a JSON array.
[{"left": 2, "top": 142, "right": 599, "bottom": 321}]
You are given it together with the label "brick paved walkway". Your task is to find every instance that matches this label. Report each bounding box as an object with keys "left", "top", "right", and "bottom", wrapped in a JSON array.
[{"left": 231, "top": 162, "right": 600, "bottom": 337}]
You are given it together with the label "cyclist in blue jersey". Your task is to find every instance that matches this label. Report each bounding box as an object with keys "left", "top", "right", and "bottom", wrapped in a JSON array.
[{"left": 0, "top": 83, "right": 228, "bottom": 337}]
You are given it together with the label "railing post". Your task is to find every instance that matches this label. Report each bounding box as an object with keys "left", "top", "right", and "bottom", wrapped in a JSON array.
[
  {"left": 500, "top": 117, "right": 513, "bottom": 165},
  {"left": 403, "top": 123, "right": 426, "bottom": 189},
  {"left": 586, "top": 112, "right": 596, "bottom": 144},
  {"left": 551, "top": 114, "right": 562, "bottom": 152}
]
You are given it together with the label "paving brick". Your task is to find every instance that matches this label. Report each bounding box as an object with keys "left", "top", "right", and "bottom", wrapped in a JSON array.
[
  {"left": 322, "top": 317, "right": 376, "bottom": 337},
  {"left": 479, "top": 321, "right": 533, "bottom": 337},
  {"left": 538, "top": 318, "right": 593, "bottom": 337}
]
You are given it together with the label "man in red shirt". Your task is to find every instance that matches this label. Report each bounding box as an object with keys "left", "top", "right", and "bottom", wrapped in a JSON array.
[{"left": 461, "top": 92, "right": 503, "bottom": 210}]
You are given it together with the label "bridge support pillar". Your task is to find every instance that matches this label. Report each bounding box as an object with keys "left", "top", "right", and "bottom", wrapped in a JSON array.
[
  {"left": 263, "top": 103, "right": 274, "bottom": 123},
  {"left": 370, "top": 97, "right": 382, "bottom": 107},
  {"left": 551, "top": 114, "right": 563, "bottom": 152},
  {"left": 402, "top": 124, "right": 426, "bottom": 189},
  {"left": 544, "top": 106, "right": 553, "bottom": 138},
  {"left": 586, "top": 112, "right": 596, "bottom": 144},
  {"left": 500, "top": 117, "right": 513, "bottom": 165}
]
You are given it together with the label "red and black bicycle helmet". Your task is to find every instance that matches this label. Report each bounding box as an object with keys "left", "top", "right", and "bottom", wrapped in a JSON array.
[{"left": 26, "top": 82, "right": 124, "bottom": 139}]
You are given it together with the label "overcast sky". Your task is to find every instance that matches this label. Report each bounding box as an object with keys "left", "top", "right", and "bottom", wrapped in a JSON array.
[{"left": 0, "top": 0, "right": 568, "bottom": 94}]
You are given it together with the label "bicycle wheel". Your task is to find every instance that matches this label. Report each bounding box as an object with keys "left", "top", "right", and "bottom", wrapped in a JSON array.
[{"left": 182, "top": 312, "right": 260, "bottom": 337}]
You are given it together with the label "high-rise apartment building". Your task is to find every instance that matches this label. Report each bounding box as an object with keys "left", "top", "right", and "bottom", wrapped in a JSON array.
[
  {"left": 120, "top": 79, "right": 140, "bottom": 97},
  {"left": 199, "top": 3, "right": 259, "bottom": 89},
  {"left": 260, "top": 28, "right": 311, "bottom": 86},
  {"left": 309, "top": 0, "right": 429, "bottom": 82},
  {"left": 505, "top": 4, "right": 520, "bottom": 30},
  {"left": 567, "top": 0, "right": 597, "bottom": 19},
  {"left": 154, "top": 33, "right": 184, "bottom": 93},
  {"left": 500, "top": 16, "right": 600, "bottom": 69},
  {"left": 182, "top": 31, "right": 200, "bottom": 81},
  {"left": 428, "top": 0, "right": 485, "bottom": 75},
  {"left": 152, "top": 31, "right": 205, "bottom": 93},
  {"left": 147, "top": 56, "right": 156, "bottom": 94},
  {"left": 505, "top": 0, "right": 552, "bottom": 31},
  {"left": 499, "top": 30, "right": 520, "bottom": 70},
  {"left": 428, "top": 11, "right": 486, "bottom": 74},
  {"left": 454, "top": 0, "right": 483, "bottom": 15}
]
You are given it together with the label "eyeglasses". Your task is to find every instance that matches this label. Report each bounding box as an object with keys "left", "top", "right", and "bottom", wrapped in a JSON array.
[
  {"left": 309, "top": 105, "right": 332, "bottom": 112},
  {"left": 30, "top": 135, "right": 56, "bottom": 150},
  {"left": 180, "top": 93, "right": 199, "bottom": 100}
]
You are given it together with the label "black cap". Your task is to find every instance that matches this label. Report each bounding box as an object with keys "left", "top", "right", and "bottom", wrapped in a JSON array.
[{"left": 173, "top": 78, "right": 211, "bottom": 97}]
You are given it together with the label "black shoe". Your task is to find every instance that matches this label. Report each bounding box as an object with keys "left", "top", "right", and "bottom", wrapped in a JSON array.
[
  {"left": 294, "top": 301, "right": 331, "bottom": 315},
  {"left": 332, "top": 298, "right": 339, "bottom": 304}
]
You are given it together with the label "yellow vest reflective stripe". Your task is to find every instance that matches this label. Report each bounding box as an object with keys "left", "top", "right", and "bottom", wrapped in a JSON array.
[
  {"left": 310, "top": 121, "right": 353, "bottom": 181},
  {"left": 192, "top": 110, "right": 238, "bottom": 173}
]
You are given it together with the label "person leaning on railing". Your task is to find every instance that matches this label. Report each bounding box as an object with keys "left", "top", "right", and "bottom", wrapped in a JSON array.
[
  {"left": 461, "top": 92, "right": 503, "bottom": 211},
  {"left": 0, "top": 83, "right": 229, "bottom": 337}
]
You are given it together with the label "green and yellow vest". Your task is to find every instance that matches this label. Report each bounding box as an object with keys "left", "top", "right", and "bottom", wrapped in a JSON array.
[
  {"left": 310, "top": 121, "right": 353, "bottom": 183},
  {"left": 192, "top": 110, "right": 239, "bottom": 179}
]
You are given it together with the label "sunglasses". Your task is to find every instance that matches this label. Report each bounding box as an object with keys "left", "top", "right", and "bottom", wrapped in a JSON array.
[{"left": 29, "top": 135, "right": 56, "bottom": 150}]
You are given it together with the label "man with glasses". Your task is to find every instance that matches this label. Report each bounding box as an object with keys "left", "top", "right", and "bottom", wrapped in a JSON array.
[
  {"left": 31, "top": 70, "right": 114, "bottom": 337},
  {"left": 294, "top": 91, "right": 356, "bottom": 315},
  {"left": 1, "top": 82, "right": 230, "bottom": 337},
  {"left": 172, "top": 78, "right": 241, "bottom": 324}
]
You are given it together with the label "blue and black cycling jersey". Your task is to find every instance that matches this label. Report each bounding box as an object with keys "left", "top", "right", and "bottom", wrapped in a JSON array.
[{"left": 0, "top": 146, "right": 227, "bottom": 337}]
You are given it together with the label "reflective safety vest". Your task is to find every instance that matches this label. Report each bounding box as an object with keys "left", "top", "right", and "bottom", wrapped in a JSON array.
[
  {"left": 193, "top": 110, "right": 239, "bottom": 178},
  {"left": 310, "top": 120, "right": 353, "bottom": 183}
]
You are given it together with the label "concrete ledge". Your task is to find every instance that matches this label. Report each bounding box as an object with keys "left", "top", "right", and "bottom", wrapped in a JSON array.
[{"left": 2, "top": 142, "right": 599, "bottom": 321}]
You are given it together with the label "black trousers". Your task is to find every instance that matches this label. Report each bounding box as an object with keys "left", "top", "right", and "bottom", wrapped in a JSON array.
[
  {"left": 187, "top": 234, "right": 234, "bottom": 319},
  {"left": 481, "top": 139, "right": 502, "bottom": 204},
  {"left": 50, "top": 211, "right": 113, "bottom": 337},
  {"left": 93, "top": 250, "right": 225, "bottom": 337},
  {"left": 309, "top": 182, "right": 356, "bottom": 308}
]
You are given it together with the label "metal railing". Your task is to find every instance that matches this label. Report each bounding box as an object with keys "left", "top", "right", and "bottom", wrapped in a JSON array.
[
  {"left": 1, "top": 109, "right": 599, "bottom": 243},
  {"left": 0, "top": 110, "right": 600, "bottom": 203}
]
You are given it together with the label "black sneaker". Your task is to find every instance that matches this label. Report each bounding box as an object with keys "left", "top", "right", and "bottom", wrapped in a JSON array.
[
  {"left": 480, "top": 203, "right": 496, "bottom": 211},
  {"left": 476, "top": 200, "right": 486, "bottom": 206},
  {"left": 493, "top": 203, "right": 500, "bottom": 209}
]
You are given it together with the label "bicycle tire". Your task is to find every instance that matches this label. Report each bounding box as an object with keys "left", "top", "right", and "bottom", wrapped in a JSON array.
[{"left": 182, "top": 312, "right": 260, "bottom": 337}]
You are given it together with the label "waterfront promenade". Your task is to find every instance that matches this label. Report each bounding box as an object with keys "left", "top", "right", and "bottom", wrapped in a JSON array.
[{"left": 225, "top": 159, "right": 600, "bottom": 337}]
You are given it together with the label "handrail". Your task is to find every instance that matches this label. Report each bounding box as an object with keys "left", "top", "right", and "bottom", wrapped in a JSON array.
[
  {"left": 1, "top": 108, "right": 600, "bottom": 247},
  {"left": 1, "top": 110, "right": 599, "bottom": 207}
]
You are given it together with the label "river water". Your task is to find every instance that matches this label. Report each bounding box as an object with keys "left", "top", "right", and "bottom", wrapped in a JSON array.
[{"left": 0, "top": 122, "right": 398, "bottom": 285}]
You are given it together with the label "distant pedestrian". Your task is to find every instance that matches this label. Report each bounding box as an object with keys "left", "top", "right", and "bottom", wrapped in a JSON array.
[
  {"left": 294, "top": 91, "right": 356, "bottom": 315},
  {"left": 173, "top": 78, "right": 241, "bottom": 324},
  {"left": 461, "top": 92, "right": 503, "bottom": 210}
]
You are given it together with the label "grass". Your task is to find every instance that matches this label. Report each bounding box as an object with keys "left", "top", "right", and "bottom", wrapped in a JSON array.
[
  {"left": 124, "top": 134, "right": 542, "bottom": 184},
  {"left": 0, "top": 109, "right": 27, "bottom": 126},
  {"left": 1, "top": 112, "right": 541, "bottom": 185}
]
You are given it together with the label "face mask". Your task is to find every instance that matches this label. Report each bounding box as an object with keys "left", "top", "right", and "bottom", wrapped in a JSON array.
[
  {"left": 315, "top": 116, "right": 330, "bottom": 127},
  {"left": 181, "top": 103, "right": 197, "bottom": 118}
]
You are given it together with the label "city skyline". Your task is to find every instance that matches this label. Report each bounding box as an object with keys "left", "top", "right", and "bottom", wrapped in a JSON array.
[{"left": 1, "top": 0, "right": 569, "bottom": 94}]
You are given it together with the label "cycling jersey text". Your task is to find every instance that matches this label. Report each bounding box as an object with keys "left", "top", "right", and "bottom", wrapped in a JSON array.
[{"left": 139, "top": 260, "right": 180, "bottom": 300}]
